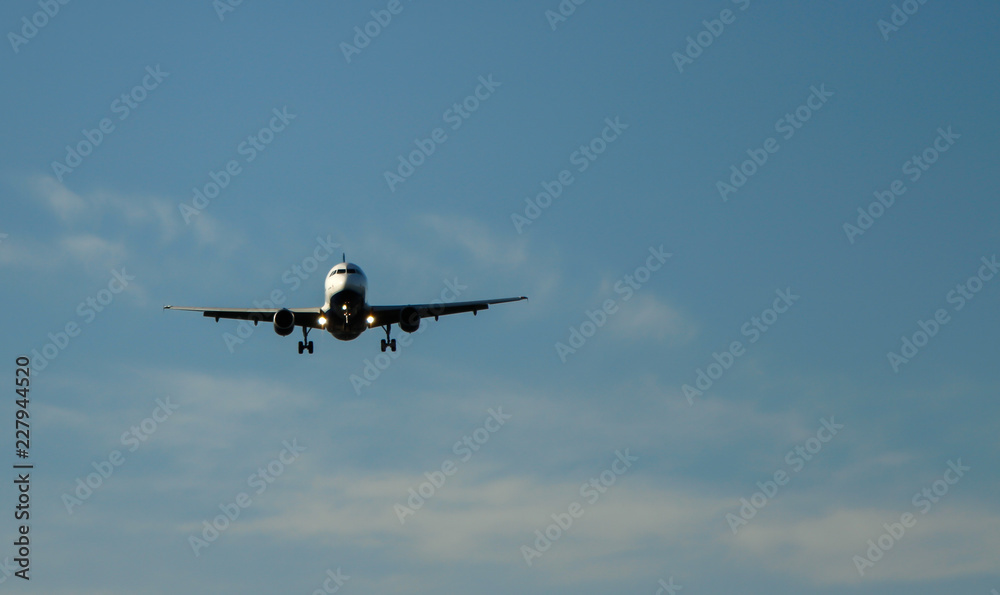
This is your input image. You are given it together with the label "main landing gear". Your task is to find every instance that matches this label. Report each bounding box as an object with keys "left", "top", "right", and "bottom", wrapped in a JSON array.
[
  {"left": 298, "top": 325, "right": 314, "bottom": 354},
  {"left": 380, "top": 324, "right": 396, "bottom": 353}
]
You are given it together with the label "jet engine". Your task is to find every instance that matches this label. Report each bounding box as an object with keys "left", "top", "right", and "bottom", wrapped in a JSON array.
[
  {"left": 273, "top": 308, "right": 295, "bottom": 336},
  {"left": 399, "top": 306, "right": 420, "bottom": 333}
]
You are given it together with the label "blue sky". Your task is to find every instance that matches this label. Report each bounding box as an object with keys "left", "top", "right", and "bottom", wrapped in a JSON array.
[{"left": 2, "top": 1, "right": 999, "bottom": 593}]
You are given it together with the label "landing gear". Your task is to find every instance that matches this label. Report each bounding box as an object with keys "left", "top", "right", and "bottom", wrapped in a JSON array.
[
  {"left": 298, "top": 325, "right": 314, "bottom": 354},
  {"left": 380, "top": 325, "right": 396, "bottom": 352}
]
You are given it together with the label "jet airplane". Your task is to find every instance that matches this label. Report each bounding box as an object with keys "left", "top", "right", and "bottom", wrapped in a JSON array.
[{"left": 164, "top": 259, "right": 526, "bottom": 353}]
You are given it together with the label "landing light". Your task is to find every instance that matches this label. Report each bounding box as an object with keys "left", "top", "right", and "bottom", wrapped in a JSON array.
[
  {"left": 366, "top": 315, "right": 375, "bottom": 325},
  {"left": 318, "top": 316, "right": 327, "bottom": 326}
]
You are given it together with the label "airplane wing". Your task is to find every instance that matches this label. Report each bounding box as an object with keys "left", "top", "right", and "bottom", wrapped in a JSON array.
[
  {"left": 368, "top": 296, "right": 527, "bottom": 327},
  {"left": 162, "top": 306, "right": 325, "bottom": 329},
  {"left": 165, "top": 296, "right": 527, "bottom": 329}
]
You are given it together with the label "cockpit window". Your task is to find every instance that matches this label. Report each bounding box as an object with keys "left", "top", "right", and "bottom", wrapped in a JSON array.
[{"left": 328, "top": 267, "right": 360, "bottom": 276}]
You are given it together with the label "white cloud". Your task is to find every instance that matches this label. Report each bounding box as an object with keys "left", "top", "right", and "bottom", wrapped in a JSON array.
[
  {"left": 0, "top": 233, "right": 44, "bottom": 267},
  {"left": 607, "top": 293, "right": 697, "bottom": 343},
  {"left": 127, "top": 369, "right": 319, "bottom": 457},
  {"left": 418, "top": 213, "right": 528, "bottom": 269},
  {"left": 29, "top": 174, "right": 88, "bottom": 220},
  {"left": 731, "top": 504, "right": 1000, "bottom": 584},
  {"left": 11, "top": 174, "right": 242, "bottom": 265},
  {"left": 0, "top": 232, "right": 127, "bottom": 271},
  {"left": 59, "top": 234, "right": 128, "bottom": 269},
  {"left": 222, "top": 470, "right": 730, "bottom": 579},
  {"left": 350, "top": 213, "right": 558, "bottom": 308}
]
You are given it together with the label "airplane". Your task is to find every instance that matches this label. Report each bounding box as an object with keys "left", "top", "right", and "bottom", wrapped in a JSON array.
[{"left": 164, "top": 258, "right": 527, "bottom": 354}]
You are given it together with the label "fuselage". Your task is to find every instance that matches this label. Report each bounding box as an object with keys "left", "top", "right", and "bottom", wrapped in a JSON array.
[{"left": 323, "top": 262, "right": 369, "bottom": 340}]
